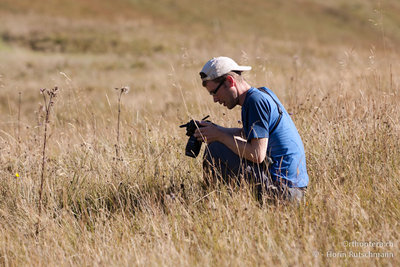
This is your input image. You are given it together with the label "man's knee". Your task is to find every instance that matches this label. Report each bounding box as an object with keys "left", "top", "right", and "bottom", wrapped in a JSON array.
[
  {"left": 204, "top": 142, "right": 229, "bottom": 162},
  {"left": 203, "top": 142, "right": 242, "bottom": 183}
]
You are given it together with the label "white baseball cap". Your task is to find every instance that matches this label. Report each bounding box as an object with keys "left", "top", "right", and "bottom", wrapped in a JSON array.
[{"left": 199, "top": 56, "right": 252, "bottom": 82}]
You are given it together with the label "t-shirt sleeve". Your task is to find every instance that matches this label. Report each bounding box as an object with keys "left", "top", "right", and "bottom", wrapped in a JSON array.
[{"left": 244, "top": 97, "right": 270, "bottom": 141}]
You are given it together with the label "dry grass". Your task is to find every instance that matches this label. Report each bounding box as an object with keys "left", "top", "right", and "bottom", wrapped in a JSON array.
[{"left": 0, "top": 0, "right": 399, "bottom": 266}]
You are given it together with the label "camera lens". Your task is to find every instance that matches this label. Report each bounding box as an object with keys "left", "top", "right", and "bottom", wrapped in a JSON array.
[{"left": 185, "top": 135, "right": 202, "bottom": 158}]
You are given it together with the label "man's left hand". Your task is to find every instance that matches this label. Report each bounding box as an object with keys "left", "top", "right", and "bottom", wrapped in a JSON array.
[{"left": 193, "top": 121, "right": 221, "bottom": 144}]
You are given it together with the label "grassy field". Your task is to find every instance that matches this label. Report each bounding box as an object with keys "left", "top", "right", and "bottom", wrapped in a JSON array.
[{"left": 0, "top": 0, "right": 399, "bottom": 266}]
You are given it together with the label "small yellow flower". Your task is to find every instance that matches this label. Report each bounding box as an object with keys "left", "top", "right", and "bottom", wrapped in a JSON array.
[{"left": 15, "top": 173, "right": 19, "bottom": 178}]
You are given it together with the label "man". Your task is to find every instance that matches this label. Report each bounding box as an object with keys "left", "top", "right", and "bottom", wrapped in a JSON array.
[{"left": 193, "top": 56, "right": 309, "bottom": 202}]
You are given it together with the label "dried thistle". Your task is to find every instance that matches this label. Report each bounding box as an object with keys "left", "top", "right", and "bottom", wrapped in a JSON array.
[
  {"left": 116, "top": 86, "right": 130, "bottom": 94},
  {"left": 36, "top": 86, "right": 58, "bottom": 236},
  {"left": 114, "top": 86, "right": 129, "bottom": 161}
]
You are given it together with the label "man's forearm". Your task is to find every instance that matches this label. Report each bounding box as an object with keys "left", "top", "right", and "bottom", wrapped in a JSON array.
[
  {"left": 195, "top": 122, "right": 266, "bottom": 163},
  {"left": 216, "top": 126, "right": 244, "bottom": 138},
  {"left": 217, "top": 129, "right": 266, "bottom": 164}
]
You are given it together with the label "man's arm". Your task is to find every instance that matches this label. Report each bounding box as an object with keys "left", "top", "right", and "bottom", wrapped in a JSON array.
[
  {"left": 194, "top": 122, "right": 267, "bottom": 164},
  {"left": 215, "top": 126, "right": 244, "bottom": 138}
]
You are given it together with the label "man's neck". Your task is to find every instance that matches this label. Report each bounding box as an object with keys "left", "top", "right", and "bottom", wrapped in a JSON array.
[{"left": 238, "top": 82, "right": 252, "bottom": 106}]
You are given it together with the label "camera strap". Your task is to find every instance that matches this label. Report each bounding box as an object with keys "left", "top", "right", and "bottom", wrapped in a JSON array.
[
  {"left": 257, "top": 87, "right": 283, "bottom": 135},
  {"left": 257, "top": 87, "right": 284, "bottom": 167}
]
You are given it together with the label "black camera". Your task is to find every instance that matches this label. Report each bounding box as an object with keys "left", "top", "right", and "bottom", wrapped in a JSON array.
[{"left": 180, "top": 115, "right": 210, "bottom": 158}]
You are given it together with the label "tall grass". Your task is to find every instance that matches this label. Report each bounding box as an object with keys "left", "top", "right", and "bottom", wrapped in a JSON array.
[{"left": 0, "top": 0, "right": 399, "bottom": 266}]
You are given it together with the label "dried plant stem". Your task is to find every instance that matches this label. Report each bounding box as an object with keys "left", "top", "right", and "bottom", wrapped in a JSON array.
[
  {"left": 114, "top": 86, "right": 129, "bottom": 160},
  {"left": 17, "top": 92, "right": 21, "bottom": 153},
  {"left": 116, "top": 91, "right": 122, "bottom": 159},
  {"left": 36, "top": 87, "right": 58, "bottom": 236},
  {"left": 390, "top": 64, "right": 393, "bottom": 92}
]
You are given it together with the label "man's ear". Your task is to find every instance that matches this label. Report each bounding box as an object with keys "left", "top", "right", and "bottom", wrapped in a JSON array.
[{"left": 226, "top": 75, "right": 235, "bottom": 87}]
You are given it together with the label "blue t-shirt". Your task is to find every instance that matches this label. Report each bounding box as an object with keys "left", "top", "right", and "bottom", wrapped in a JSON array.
[{"left": 241, "top": 87, "right": 309, "bottom": 188}]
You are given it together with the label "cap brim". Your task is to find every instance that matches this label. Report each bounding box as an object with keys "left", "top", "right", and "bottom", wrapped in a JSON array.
[{"left": 233, "top": 66, "right": 252, "bottom": 71}]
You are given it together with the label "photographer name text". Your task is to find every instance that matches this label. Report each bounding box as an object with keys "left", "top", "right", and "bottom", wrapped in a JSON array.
[{"left": 325, "top": 250, "right": 394, "bottom": 258}]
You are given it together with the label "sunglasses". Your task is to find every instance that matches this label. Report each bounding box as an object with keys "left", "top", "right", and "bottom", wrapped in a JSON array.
[{"left": 210, "top": 79, "right": 225, "bottom": 95}]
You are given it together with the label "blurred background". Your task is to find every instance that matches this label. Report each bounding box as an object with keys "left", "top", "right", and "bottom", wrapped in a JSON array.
[{"left": 1, "top": 0, "right": 399, "bottom": 121}]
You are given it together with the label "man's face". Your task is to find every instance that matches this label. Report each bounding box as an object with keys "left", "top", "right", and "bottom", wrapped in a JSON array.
[{"left": 205, "top": 78, "right": 237, "bottom": 109}]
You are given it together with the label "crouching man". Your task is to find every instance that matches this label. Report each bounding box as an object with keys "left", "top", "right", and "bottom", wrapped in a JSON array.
[{"left": 194, "top": 57, "right": 309, "bottom": 202}]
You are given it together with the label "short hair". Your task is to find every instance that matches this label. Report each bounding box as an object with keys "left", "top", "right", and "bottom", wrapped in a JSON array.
[{"left": 202, "top": 71, "right": 243, "bottom": 87}]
